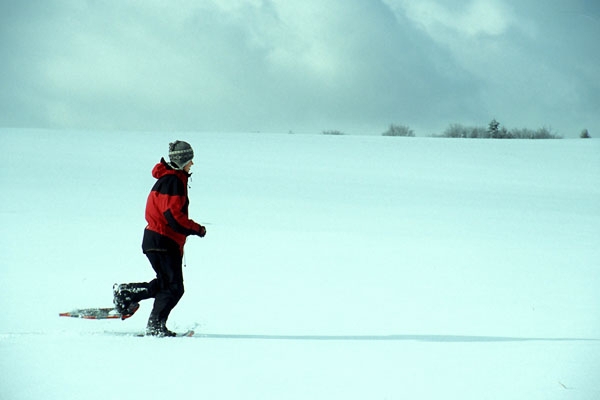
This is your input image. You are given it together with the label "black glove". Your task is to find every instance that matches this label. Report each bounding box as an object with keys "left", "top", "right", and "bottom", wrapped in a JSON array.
[{"left": 197, "top": 225, "right": 206, "bottom": 238}]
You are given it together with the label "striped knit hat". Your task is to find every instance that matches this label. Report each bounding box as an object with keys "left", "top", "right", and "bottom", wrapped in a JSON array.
[{"left": 168, "top": 140, "right": 194, "bottom": 170}]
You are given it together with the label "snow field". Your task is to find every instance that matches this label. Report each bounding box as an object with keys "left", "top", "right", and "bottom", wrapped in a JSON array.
[{"left": 1, "top": 129, "right": 599, "bottom": 399}]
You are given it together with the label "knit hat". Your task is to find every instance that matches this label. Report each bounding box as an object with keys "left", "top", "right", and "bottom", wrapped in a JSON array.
[{"left": 168, "top": 140, "right": 194, "bottom": 170}]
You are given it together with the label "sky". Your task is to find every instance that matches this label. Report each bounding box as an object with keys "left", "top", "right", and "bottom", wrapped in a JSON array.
[{"left": 1, "top": 0, "right": 599, "bottom": 137}]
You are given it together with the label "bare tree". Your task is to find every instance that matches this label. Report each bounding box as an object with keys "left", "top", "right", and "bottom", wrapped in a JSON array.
[
  {"left": 382, "top": 124, "right": 414, "bottom": 137},
  {"left": 581, "top": 129, "right": 591, "bottom": 138}
]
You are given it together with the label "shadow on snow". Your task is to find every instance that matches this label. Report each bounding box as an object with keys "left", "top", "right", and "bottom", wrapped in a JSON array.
[{"left": 197, "top": 333, "right": 597, "bottom": 343}]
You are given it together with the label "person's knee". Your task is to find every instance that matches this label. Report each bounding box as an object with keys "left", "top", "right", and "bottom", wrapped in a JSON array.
[{"left": 169, "top": 282, "right": 184, "bottom": 300}]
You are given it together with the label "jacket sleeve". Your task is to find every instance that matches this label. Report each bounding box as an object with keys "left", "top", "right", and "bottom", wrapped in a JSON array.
[{"left": 163, "top": 194, "right": 202, "bottom": 236}]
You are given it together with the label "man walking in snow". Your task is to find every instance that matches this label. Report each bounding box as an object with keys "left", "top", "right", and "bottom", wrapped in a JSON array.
[{"left": 113, "top": 140, "right": 206, "bottom": 337}]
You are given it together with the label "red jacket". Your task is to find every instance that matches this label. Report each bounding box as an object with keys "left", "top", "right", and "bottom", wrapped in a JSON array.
[{"left": 142, "top": 159, "right": 202, "bottom": 254}]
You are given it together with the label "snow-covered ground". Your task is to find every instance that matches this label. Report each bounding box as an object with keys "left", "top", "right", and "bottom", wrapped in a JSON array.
[{"left": 1, "top": 129, "right": 599, "bottom": 399}]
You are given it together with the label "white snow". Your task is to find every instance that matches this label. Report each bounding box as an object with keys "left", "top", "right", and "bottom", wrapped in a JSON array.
[{"left": 1, "top": 129, "right": 599, "bottom": 399}]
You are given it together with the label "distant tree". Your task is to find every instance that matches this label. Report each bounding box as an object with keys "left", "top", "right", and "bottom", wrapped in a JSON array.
[
  {"left": 382, "top": 124, "right": 414, "bottom": 137},
  {"left": 509, "top": 128, "right": 534, "bottom": 139},
  {"left": 437, "top": 121, "right": 562, "bottom": 139},
  {"left": 507, "top": 127, "right": 561, "bottom": 139},
  {"left": 534, "top": 127, "right": 561, "bottom": 139},
  {"left": 442, "top": 124, "right": 469, "bottom": 138},
  {"left": 442, "top": 123, "right": 489, "bottom": 138},
  {"left": 580, "top": 129, "right": 591, "bottom": 139},
  {"left": 443, "top": 123, "right": 467, "bottom": 138},
  {"left": 322, "top": 130, "right": 344, "bottom": 135},
  {"left": 488, "top": 119, "right": 500, "bottom": 138},
  {"left": 470, "top": 126, "right": 487, "bottom": 138},
  {"left": 536, "top": 127, "right": 551, "bottom": 139},
  {"left": 439, "top": 124, "right": 471, "bottom": 138}
]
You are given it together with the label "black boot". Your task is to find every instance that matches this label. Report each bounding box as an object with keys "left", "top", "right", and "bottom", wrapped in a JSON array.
[
  {"left": 113, "top": 283, "right": 150, "bottom": 315},
  {"left": 146, "top": 318, "right": 176, "bottom": 337}
]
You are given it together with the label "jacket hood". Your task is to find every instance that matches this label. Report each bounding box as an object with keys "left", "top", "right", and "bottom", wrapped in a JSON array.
[{"left": 152, "top": 158, "right": 191, "bottom": 180}]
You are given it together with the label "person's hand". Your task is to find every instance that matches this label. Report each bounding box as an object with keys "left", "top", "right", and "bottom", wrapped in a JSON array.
[{"left": 197, "top": 225, "right": 206, "bottom": 238}]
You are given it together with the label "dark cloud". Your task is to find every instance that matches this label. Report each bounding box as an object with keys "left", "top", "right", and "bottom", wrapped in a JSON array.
[{"left": 1, "top": 0, "right": 598, "bottom": 136}]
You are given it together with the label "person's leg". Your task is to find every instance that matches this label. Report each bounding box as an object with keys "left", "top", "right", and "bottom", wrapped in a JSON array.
[
  {"left": 113, "top": 280, "right": 158, "bottom": 314},
  {"left": 146, "top": 252, "right": 184, "bottom": 336}
]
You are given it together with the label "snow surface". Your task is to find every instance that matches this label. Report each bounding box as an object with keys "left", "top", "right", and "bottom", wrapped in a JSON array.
[{"left": 1, "top": 129, "right": 599, "bottom": 399}]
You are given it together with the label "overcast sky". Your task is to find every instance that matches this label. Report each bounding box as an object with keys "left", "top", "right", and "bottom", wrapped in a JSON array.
[{"left": 1, "top": 0, "right": 598, "bottom": 136}]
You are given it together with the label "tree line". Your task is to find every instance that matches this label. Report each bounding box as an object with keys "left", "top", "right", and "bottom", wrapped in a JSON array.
[
  {"left": 439, "top": 119, "right": 563, "bottom": 139},
  {"left": 320, "top": 121, "right": 591, "bottom": 139}
]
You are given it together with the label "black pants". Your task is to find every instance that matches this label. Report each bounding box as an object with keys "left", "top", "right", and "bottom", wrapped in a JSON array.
[{"left": 145, "top": 251, "right": 185, "bottom": 323}]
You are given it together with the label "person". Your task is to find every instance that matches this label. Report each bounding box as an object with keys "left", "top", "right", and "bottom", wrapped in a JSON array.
[{"left": 113, "top": 140, "right": 206, "bottom": 337}]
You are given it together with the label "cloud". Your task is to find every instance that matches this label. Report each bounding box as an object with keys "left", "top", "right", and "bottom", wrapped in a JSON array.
[
  {"left": 386, "top": 0, "right": 600, "bottom": 133},
  {"left": 0, "top": 0, "right": 478, "bottom": 133},
  {"left": 0, "top": 0, "right": 598, "bottom": 135},
  {"left": 388, "top": 0, "right": 516, "bottom": 37}
]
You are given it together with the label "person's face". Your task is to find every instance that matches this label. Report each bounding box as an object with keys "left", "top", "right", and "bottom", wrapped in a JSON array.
[{"left": 183, "top": 160, "right": 194, "bottom": 173}]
